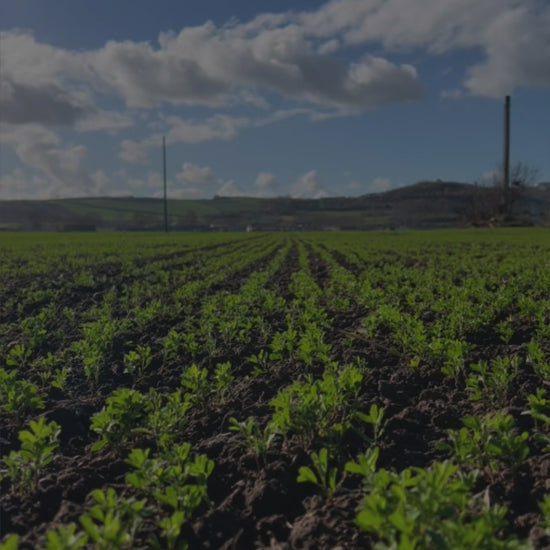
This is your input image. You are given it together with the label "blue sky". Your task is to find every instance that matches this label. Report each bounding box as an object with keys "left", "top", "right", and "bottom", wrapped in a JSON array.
[{"left": 1, "top": 0, "right": 549, "bottom": 199}]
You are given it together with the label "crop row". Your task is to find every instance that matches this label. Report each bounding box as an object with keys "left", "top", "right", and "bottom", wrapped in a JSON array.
[{"left": 1, "top": 229, "right": 550, "bottom": 549}]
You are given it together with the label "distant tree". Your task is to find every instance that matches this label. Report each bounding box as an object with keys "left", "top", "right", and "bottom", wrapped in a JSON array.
[{"left": 468, "top": 161, "right": 540, "bottom": 224}]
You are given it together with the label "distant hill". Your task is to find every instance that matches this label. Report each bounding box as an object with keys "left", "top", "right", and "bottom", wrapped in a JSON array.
[{"left": 1, "top": 181, "right": 549, "bottom": 231}]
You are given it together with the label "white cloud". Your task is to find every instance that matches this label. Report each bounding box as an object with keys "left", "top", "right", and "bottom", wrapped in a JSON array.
[
  {"left": 176, "top": 162, "right": 221, "bottom": 187},
  {"left": 119, "top": 138, "right": 156, "bottom": 164},
  {"left": 1, "top": 1, "right": 548, "bottom": 128},
  {"left": 0, "top": 123, "right": 109, "bottom": 197},
  {"left": 217, "top": 181, "right": 247, "bottom": 197},
  {"left": 172, "top": 162, "right": 234, "bottom": 198},
  {"left": 127, "top": 171, "right": 164, "bottom": 192},
  {"left": 346, "top": 180, "right": 362, "bottom": 192},
  {"left": 254, "top": 171, "right": 279, "bottom": 197},
  {"left": 370, "top": 176, "right": 392, "bottom": 192},
  {"left": 166, "top": 114, "right": 248, "bottom": 143},
  {"left": 75, "top": 110, "right": 134, "bottom": 133},
  {"left": 290, "top": 170, "right": 333, "bottom": 198},
  {"left": 300, "top": 0, "right": 550, "bottom": 97}
]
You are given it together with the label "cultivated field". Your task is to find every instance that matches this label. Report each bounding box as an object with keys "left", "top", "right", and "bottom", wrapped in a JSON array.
[{"left": 1, "top": 229, "right": 550, "bottom": 549}]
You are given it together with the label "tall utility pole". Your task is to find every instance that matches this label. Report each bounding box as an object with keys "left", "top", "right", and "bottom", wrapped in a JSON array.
[
  {"left": 163, "top": 135, "right": 168, "bottom": 233},
  {"left": 502, "top": 95, "right": 511, "bottom": 216}
]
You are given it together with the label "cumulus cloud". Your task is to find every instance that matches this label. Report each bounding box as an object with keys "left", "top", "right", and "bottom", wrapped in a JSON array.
[
  {"left": 300, "top": 0, "right": 550, "bottom": 97},
  {"left": 2, "top": 1, "right": 549, "bottom": 127},
  {"left": 176, "top": 162, "right": 222, "bottom": 187},
  {"left": 370, "top": 177, "right": 392, "bottom": 192},
  {"left": 217, "top": 181, "right": 247, "bottom": 197},
  {"left": 290, "top": 170, "right": 333, "bottom": 198},
  {"left": 172, "top": 162, "right": 233, "bottom": 198},
  {"left": 0, "top": 123, "right": 109, "bottom": 197},
  {"left": 255, "top": 172, "right": 278, "bottom": 189},
  {"left": 0, "top": 80, "right": 93, "bottom": 126},
  {"left": 254, "top": 171, "right": 279, "bottom": 197},
  {"left": 75, "top": 110, "right": 134, "bottom": 133}
]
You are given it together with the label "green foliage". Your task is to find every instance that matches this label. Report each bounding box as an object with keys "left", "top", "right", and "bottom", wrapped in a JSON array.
[
  {"left": 0, "top": 368, "right": 45, "bottom": 417},
  {"left": 124, "top": 345, "right": 152, "bottom": 380},
  {"left": 297, "top": 447, "right": 338, "bottom": 497},
  {"left": 354, "top": 461, "right": 528, "bottom": 549},
  {"left": 355, "top": 404, "right": 387, "bottom": 445},
  {"left": 526, "top": 340, "right": 550, "bottom": 380},
  {"left": 466, "top": 356, "right": 520, "bottom": 405},
  {"left": 1, "top": 417, "right": 60, "bottom": 493},
  {"left": 228, "top": 416, "right": 278, "bottom": 460},
  {"left": 90, "top": 388, "right": 148, "bottom": 451},
  {"left": 439, "top": 412, "right": 529, "bottom": 475},
  {"left": 180, "top": 364, "right": 209, "bottom": 405},
  {"left": 79, "top": 488, "right": 147, "bottom": 550},
  {"left": 6, "top": 343, "right": 32, "bottom": 370},
  {"left": 269, "top": 363, "right": 362, "bottom": 446},
  {"left": 125, "top": 443, "right": 213, "bottom": 549},
  {"left": 0, "top": 535, "right": 19, "bottom": 550},
  {"left": 524, "top": 389, "right": 550, "bottom": 451},
  {"left": 345, "top": 446, "right": 380, "bottom": 483},
  {"left": 39, "top": 524, "right": 88, "bottom": 550}
]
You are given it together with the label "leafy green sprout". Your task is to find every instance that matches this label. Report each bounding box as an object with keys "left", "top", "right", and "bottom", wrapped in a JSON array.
[
  {"left": 124, "top": 345, "right": 153, "bottom": 380},
  {"left": 228, "top": 416, "right": 278, "bottom": 461},
  {"left": 297, "top": 447, "right": 339, "bottom": 498},
  {"left": 1, "top": 417, "right": 60, "bottom": 493}
]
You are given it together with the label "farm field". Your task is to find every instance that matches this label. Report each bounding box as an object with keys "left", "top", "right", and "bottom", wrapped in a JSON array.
[{"left": 2, "top": 228, "right": 550, "bottom": 549}]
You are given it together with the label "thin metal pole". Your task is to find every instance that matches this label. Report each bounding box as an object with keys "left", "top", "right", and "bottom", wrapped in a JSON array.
[
  {"left": 503, "top": 95, "right": 510, "bottom": 216},
  {"left": 163, "top": 136, "right": 168, "bottom": 233}
]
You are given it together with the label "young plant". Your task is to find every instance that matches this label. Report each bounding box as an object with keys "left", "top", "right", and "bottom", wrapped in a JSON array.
[
  {"left": 213, "top": 361, "right": 233, "bottom": 402},
  {"left": 355, "top": 404, "right": 387, "bottom": 445},
  {"left": 439, "top": 412, "right": 529, "bottom": 475},
  {"left": 353, "top": 461, "right": 528, "bottom": 549},
  {"left": 1, "top": 417, "right": 60, "bottom": 493},
  {"left": 6, "top": 343, "right": 32, "bottom": 370},
  {"left": 228, "top": 416, "right": 278, "bottom": 460},
  {"left": 124, "top": 345, "right": 152, "bottom": 380},
  {"left": 180, "top": 364, "right": 209, "bottom": 405},
  {"left": 0, "top": 368, "right": 45, "bottom": 418},
  {"left": 39, "top": 523, "right": 88, "bottom": 550},
  {"left": 466, "top": 356, "right": 520, "bottom": 405},
  {"left": 90, "top": 388, "right": 148, "bottom": 452},
  {"left": 79, "top": 488, "right": 147, "bottom": 550},
  {"left": 297, "top": 447, "right": 338, "bottom": 498}
]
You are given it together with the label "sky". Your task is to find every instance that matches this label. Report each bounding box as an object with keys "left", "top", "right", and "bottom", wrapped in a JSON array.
[{"left": 1, "top": 0, "right": 549, "bottom": 200}]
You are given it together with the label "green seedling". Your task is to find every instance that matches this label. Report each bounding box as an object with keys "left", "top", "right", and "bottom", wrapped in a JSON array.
[
  {"left": 213, "top": 361, "right": 233, "bottom": 401},
  {"left": 353, "top": 461, "right": 528, "bottom": 549},
  {"left": 228, "top": 416, "right": 278, "bottom": 460},
  {"left": 0, "top": 535, "right": 19, "bottom": 550},
  {"left": 6, "top": 343, "right": 32, "bottom": 370},
  {"left": 1, "top": 417, "right": 60, "bottom": 493},
  {"left": 124, "top": 345, "right": 152, "bottom": 380},
  {"left": 39, "top": 523, "right": 88, "bottom": 550},
  {"left": 248, "top": 349, "right": 269, "bottom": 376},
  {"left": 297, "top": 447, "right": 338, "bottom": 498},
  {"left": 90, "top": 388, "right": 148, "bottom": 452},
  {"left": 355, "top": 404, "right": 387, "bottom": 445},
  {"left": 345, "top": 446, "right": 379, "bottom": 485},
  {"left": 79, "top": 488, "right": 147, "bottom": 550},
  {"left": 180, "top": 364, "right": 209, "bottom": 405},
  {"left": 163, "top": 330, "right": 184, "bottom": 363},
  {"left": 524, "top": 389, "right": 550, "bottom": 451},
  {"left": 0, "top": 368, "right": 45, "bottom": 418},
  {"left": 527, "top": 339, "right": 550, "bottom": 380},
  {"left": 439, "top": 412, "right": 529, "bottom": 475}
]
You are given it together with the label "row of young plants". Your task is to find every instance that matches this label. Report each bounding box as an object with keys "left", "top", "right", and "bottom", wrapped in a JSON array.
[
  {"left": 0, "top": 234, "right": 283, "bottom": 428},
  {"left": 2, "top": 229, "right": 550, "bottom": 548},
  {"left": 1, "top": 232, "right": 296, "bottom": 548}
]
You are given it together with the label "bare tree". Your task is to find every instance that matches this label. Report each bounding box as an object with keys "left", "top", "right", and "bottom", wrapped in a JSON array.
[{"left": 509, "top": 161, "right": 540, "bottom": 188}]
